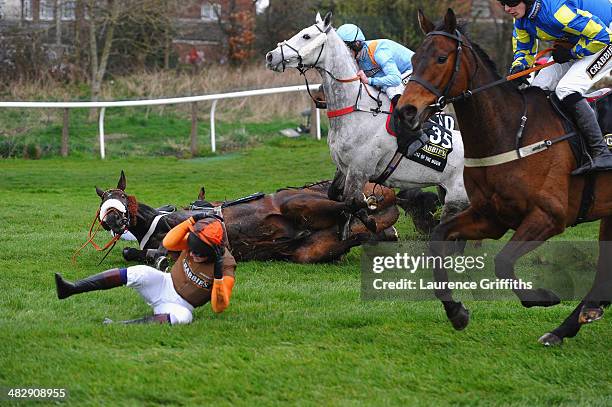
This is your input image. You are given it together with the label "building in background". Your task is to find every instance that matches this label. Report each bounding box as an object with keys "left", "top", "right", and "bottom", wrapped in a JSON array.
[{"left": 0, "top": 0, "right": 256, "bottom": 65}]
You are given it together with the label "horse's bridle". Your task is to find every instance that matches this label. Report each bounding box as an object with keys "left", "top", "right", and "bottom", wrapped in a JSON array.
[
  {"left": 277, "top": 23, "right": 331, "bottom": 73},
  {"left": 99, "top": 189, "right": 131, "bottom": 232},
  {"left": 408, "top": 30, "right": 476, "bottom": 111},
  {"left": 73, "top": 189, "right": 131, "bottom": 265},
  {"left": 278, "top": 24, "right": 384, "bottom": 111}
]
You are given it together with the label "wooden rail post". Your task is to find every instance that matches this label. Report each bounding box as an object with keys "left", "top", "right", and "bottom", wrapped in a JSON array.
[
  {"left": 61, "top": 108, "right": 69, "bottom": 157},
  {"left": 191, "top": 102, "right": 198, "bottom": 156}
]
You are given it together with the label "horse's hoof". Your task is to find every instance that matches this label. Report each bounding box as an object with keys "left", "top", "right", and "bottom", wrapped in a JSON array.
[
  {"left": 578, "top": 306, "right": 604, "bottom": 324},
  {"left": 538, "top": 332, "right": 563, "bottom": 347},
  {"left": 447, "top": 303, "right": 470, "bottom": 331},
  {"left": 520, "top": 288, "right": 561, "bottom": 308},
  {"left": 122, "top": 247, "right": 142, "bottom": 262},
  {"left": 379, "top": 226, "right": 398, "bottom": 242}
]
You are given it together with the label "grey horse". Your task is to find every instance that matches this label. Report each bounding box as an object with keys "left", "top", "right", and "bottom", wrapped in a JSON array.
[{"left": 266, "top": 12, "right": 468, "bottom": 225}]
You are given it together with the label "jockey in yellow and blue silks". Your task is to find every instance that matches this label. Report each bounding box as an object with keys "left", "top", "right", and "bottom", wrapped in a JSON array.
[
  {"left": 336, "top": 24, "right": 415, "bottom": 107},
  {"left": 500, "top": 0, "right": 612, "bottom": 175}
]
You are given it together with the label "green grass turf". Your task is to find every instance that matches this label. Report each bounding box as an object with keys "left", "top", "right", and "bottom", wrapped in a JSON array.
[
  {"left": 0, "top": 138, "right": 610, "bottom": 406},
  {"left": 0, "top": 107, "right": 315, "bottom": 158}
]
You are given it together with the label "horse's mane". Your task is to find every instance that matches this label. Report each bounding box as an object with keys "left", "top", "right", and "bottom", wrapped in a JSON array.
[
  {"left": 276, "top": 179, "right": 331, "bottom": 192},
  {"left": 432, "top": 21, "right": 521, "bottom": 91}
]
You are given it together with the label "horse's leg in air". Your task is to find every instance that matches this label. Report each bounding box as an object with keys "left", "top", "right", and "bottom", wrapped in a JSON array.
[
  {"left": 342, "top": 168, "right": 370, "bottom": 211},
  {"left": 439, "top": 179, "right": 469, "bottom": 224},
  {"left": 328, "top": 167, "right": 346, "bottom": 201},
  {"left": 291, "top": 228, "right": 369, "bottom": 263},
  {"left": 494, "top": 208, "right": 564, "bottom": 308},
  {"left": 430, "top": 206, "right": 508, "bottom": 330},
  {"left": 396, "top": 188, "right": 441, "bottom": 236},
  {"left": 341, "top": 169, "right": 378, "bottom": 235},
  {"left": 350, "top": 205, "right": 399, "bottom": 236}
]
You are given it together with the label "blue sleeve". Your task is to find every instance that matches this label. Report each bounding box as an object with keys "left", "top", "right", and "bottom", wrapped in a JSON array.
[
  {"left": 512, "top": 19, "right": 537, "bottom": 69},
  {"left": 551, "top": 2, "right": 612, "bottom": 58},
  {"left": 368, "top": 48, "right": 402, "bottom": 88}
]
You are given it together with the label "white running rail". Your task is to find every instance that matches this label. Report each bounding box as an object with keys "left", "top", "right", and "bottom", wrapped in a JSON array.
[{"left": 0, "top": 84, "right": 323, "bottom": 158}]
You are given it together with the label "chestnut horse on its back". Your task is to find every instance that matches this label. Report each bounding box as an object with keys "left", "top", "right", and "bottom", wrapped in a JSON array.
[{"left": 394, "top": 9, "right": 611, "bottom": 345}]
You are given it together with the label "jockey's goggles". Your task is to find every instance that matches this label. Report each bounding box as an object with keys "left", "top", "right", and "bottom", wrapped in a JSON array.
[{"left": 498, "top": 0, "right": 522, "bottom": 6}]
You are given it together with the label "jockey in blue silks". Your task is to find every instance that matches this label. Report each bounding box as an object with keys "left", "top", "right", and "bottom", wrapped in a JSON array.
[
  {"left": 499, "top": 0, "right": 612, "bottom": 174},
  {"left": 336, "top": 24, "right": 415, "bottom": 108}
]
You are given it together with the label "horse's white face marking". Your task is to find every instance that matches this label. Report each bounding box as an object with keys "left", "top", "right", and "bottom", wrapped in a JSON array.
[
  {"left": 266, "top": 23, "right": 328, "bottom": 72},
  {"left": 99, "top": 198, "right": 126, "bottom": 221}
]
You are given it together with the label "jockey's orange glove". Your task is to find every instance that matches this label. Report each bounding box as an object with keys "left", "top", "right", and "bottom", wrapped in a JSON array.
[{"left": 211, "top": 276, "right": 235, "bottom": 314}]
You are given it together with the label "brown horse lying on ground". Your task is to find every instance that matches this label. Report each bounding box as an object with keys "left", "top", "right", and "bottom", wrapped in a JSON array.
[{"left": 94, "top": 171, "right": 401, "bottom": 265}]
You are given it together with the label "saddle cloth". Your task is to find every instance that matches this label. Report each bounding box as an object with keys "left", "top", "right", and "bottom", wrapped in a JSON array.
[{"left": 386, "top": 104, "right": 457, "bottom": 172}]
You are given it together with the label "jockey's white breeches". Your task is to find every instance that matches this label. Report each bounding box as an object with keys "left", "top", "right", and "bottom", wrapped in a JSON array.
[
  {"left": 126, "top": 265, "right": 194, "bottom": 324},
  {"left": 532, "top": 24, "right": 612, "bottom": 100}
]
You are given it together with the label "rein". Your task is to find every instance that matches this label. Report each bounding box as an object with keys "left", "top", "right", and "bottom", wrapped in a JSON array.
[
  {"left": 72, "top": 208, "right": 123, "bottom": 265},
  {"left": 441, "top": 48, "right": 554, "bottom": 108}
]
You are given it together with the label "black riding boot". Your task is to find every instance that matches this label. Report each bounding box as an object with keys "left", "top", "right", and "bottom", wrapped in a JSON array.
[
  {"left": 563, "top": 94, "right": 612, "bottom": 175},
  {"left": 55, "top": 269, "right": 126, "bottom": 299}
]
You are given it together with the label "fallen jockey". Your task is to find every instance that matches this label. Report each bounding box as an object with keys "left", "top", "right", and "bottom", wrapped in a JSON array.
[{"left": 55, "top": 213, "right": 236, "bottom": 324}]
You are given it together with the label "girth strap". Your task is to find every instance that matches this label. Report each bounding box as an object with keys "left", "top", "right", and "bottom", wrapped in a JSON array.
[
  {"left": 139, "top": 213, "right": 171, "bottom": 250},
  {"left": 464, "top": 132, "right": 577, "bottom": 167}
]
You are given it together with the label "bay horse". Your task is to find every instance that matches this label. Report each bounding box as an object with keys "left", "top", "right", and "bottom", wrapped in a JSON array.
[
  {"left": 394, "top": 9, "right": 611, "bottom": 345},
  {"left": 94, "top": 171, "right": 400, "bottom": 265},
  {"left": 265, "top": 12, "right": 469, "bottom": 228}
]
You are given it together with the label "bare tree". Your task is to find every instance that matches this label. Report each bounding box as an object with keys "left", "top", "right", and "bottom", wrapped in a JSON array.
[
  {"left": 86, "top": 0, "right": 120, "bottom": 119},
  {"left": 82, "top": 0, "right": 177, "bottom": 119},
  {"left": 54, "top": 0, "right": 61, "bottom": 46}
]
